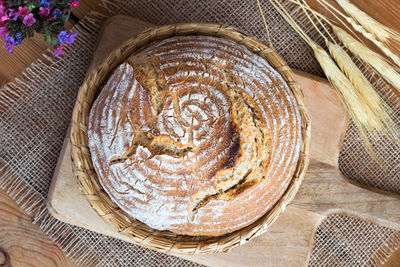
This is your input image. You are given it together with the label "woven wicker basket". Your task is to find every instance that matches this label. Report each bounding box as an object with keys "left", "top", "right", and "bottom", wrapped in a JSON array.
[{"left": 71, "top": 22, "right": 311, "bottom": 254}]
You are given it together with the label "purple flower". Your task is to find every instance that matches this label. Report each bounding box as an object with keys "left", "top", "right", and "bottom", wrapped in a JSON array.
[
  {"left": 57, "top": 30, "right": 67, "bottom": 43},
  {"left": 3, "top": 35, "right": 15, "bottom": 53},
  {"left": 0, "top": 4, "right": 5, "bottom": 15},
  {"left": 4, "top": 43, "right": 13, "bottom": 53},
  {"left": 23, "top": 13, "right": 36, "bottom": 26},
  {"left": 0, "top": 13, "right": 8, "bottom": 22},
  {"left": 40, "top": 0, "right": 50, "bottom": 8},
  {"left": 14, "top": 32, "right": 22, "bottom": 45},
  {"left": 53, "top": 43, "right": 65, "bottom": 57},
  {"left": 57, "top": 30, "right": 77, "bottom": 45},
  {"left": 39, "top": 7, "right": 50, "bottom": 17},
  {"left": 0, "top": 25, "right": 8, "bottom": 38},
  {"left": 0, "top": 9, "right": 16, "bottom": 22},
  {"left": 0, "top": 3, "right": 5, "bottom": 19},
  {"left": 18, "top": 6, "right": 30, "bottom": 17},
  {"left": 70, "top": 0, "right": 79, "bottom": 8},
  {"left": 66, "top": 31, "right": 77, "bottom": 44},
  {"left": 52, "top": 8, "right": 61, "bottom": 17},
  {"left": 48, "top": 14, "right": 56, "bottom": 21},
  {"left": 6, "top": 9, "right": 18, "bottom": 20},
  {"left": 5, "top": 35, "right": 14, "bottom": 45}
]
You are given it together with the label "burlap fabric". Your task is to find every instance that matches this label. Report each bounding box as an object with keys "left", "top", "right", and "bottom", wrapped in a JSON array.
[{"left": 0, "top": 0, "right": 398, "bottom": 266}]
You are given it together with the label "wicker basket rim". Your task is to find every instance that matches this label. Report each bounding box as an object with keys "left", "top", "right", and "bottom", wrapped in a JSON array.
[{"left": 70, "top": 22, "right": 311, "bottom": 254}]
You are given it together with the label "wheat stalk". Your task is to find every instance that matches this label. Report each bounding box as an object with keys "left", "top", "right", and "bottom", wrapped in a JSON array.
[
  {"left": 313, "top": 44, "right": 380, "bottom": 155},
  {"left": 336, "top": 0, "right": 400, "bottom": 43},
  {"left": 332, "top": 25, "right": 400, "bottom": 93},
  {"left": 326, "top": 41, "right": 396, "bottom": 137},
  {"left": 314, "top": 43, "right": 371, "bottom": 124},
  {"left": 287, "top": 0, "right": 361, "bottom": 43},
  {"left": 297, "top": 0, "right": 335, "bottom": 42},
  {"left": 317, "top": 0, "right": 400, "bottom": 68},
  {"left": 256, "top": 0, "right": 274, "bottom": 48}
]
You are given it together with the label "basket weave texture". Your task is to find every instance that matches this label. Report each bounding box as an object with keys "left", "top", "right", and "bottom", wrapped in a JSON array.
[{"left": 70, "top": 22, "right": 311, "bottom": 254}]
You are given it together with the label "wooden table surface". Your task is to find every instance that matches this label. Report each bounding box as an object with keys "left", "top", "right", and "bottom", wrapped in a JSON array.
[{"left": 0, "top": 1, "right": 399, "bottom": 266}]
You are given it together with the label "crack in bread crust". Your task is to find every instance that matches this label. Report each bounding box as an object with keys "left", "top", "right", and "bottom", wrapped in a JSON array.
[
  {"left": 128, "top": 54, "right": 167, "bottom": 114},
  {"left": 110, "top": 55, "right": 198, "bottom": 164},
  {"left": 189, "top": 68, "right": 271, "bottom": 218},
  {"left": 109, "top": 130, "right": 194, "bottom": 165}
]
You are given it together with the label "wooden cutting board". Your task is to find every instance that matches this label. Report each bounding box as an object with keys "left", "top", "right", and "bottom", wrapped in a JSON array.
[{"left": 47, "top": 15, "right": 400, "bottom": 267}]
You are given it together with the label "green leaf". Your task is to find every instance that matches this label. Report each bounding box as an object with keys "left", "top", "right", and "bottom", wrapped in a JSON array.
[
  {"left": 12, "top": 22, "right": 21, "bottom": 31},
  {"left": 27, "top": 28, "right": 34, "bottom": 37},
  {"left": 32, "top": 23, "right": 39, "bottom": 31},
  {"left": 45, "top": 31, "right": 53, "bottom": 45},
  {"left": 61, "top": 15, "right": 67, "bottom": 25},
  {"left": 8, "top": 30, "right": 17, "bottom": 36},
  {"left": 28, "top": 2, "right": 35, "bottom": 11}
]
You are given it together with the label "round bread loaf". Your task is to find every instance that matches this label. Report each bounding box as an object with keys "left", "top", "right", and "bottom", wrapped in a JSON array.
[{"left": 88, "top": 35, "right": 301, "bottom": 236}]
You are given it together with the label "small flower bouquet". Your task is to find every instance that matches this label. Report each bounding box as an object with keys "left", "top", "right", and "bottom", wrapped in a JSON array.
[{"left": 0, "top": 0, "right": 79, "bottom": 57}]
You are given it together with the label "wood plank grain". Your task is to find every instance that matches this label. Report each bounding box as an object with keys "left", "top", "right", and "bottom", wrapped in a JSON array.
[
  {"left": 180, "top": 205, "right": 324, "bottom": 267},
  {"left": 293, "top": 161, "right": 400, "bottom": 230},
  {"left": 70, "top": 0, "right": 105, "bottom": 20},
  {"left": 293, "top": 70, "right": 348, "bottom": 166},
  {"left": 0, "top": 34, "right": 47, "bottom": 87},
  {"left": 0, "top": 189, "right": 75, "bottom": 267}
]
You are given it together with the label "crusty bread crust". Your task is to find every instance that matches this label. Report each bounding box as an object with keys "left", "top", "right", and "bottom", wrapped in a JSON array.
[{"left": 88, "top": 35, "right": 301, "bottom": 236}]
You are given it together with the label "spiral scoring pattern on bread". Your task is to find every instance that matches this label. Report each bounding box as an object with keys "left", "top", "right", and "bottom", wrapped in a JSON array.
[{"left": 88, "top": 36, "right": 301, "bottom": 236}]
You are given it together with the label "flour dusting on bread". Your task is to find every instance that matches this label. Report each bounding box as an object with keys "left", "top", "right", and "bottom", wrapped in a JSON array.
[{"left": 88, "top": 35, "right": 301, "bottom": 236}]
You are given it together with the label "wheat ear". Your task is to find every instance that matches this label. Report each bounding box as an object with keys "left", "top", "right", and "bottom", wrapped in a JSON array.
[
  {"left": 332, "top": 25, "right": 400, "bottom": 93},
  {"left": 313, "top": 44, "right": 380, "bottom": 155},
  {"left": 317, "top": 0, "right": 400, "bottom": 68},
  {"left": 268, "top": 0, "right": 386, "bottom": 155},
  {"left": 348, "top": 22, "right": 400, "bottom": 68},
  {"left": 326, "top": 41, "right": 397, "bottom": 138},
  {"left": 336, "top": 0, "right": 400, "bottom": 43}
]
